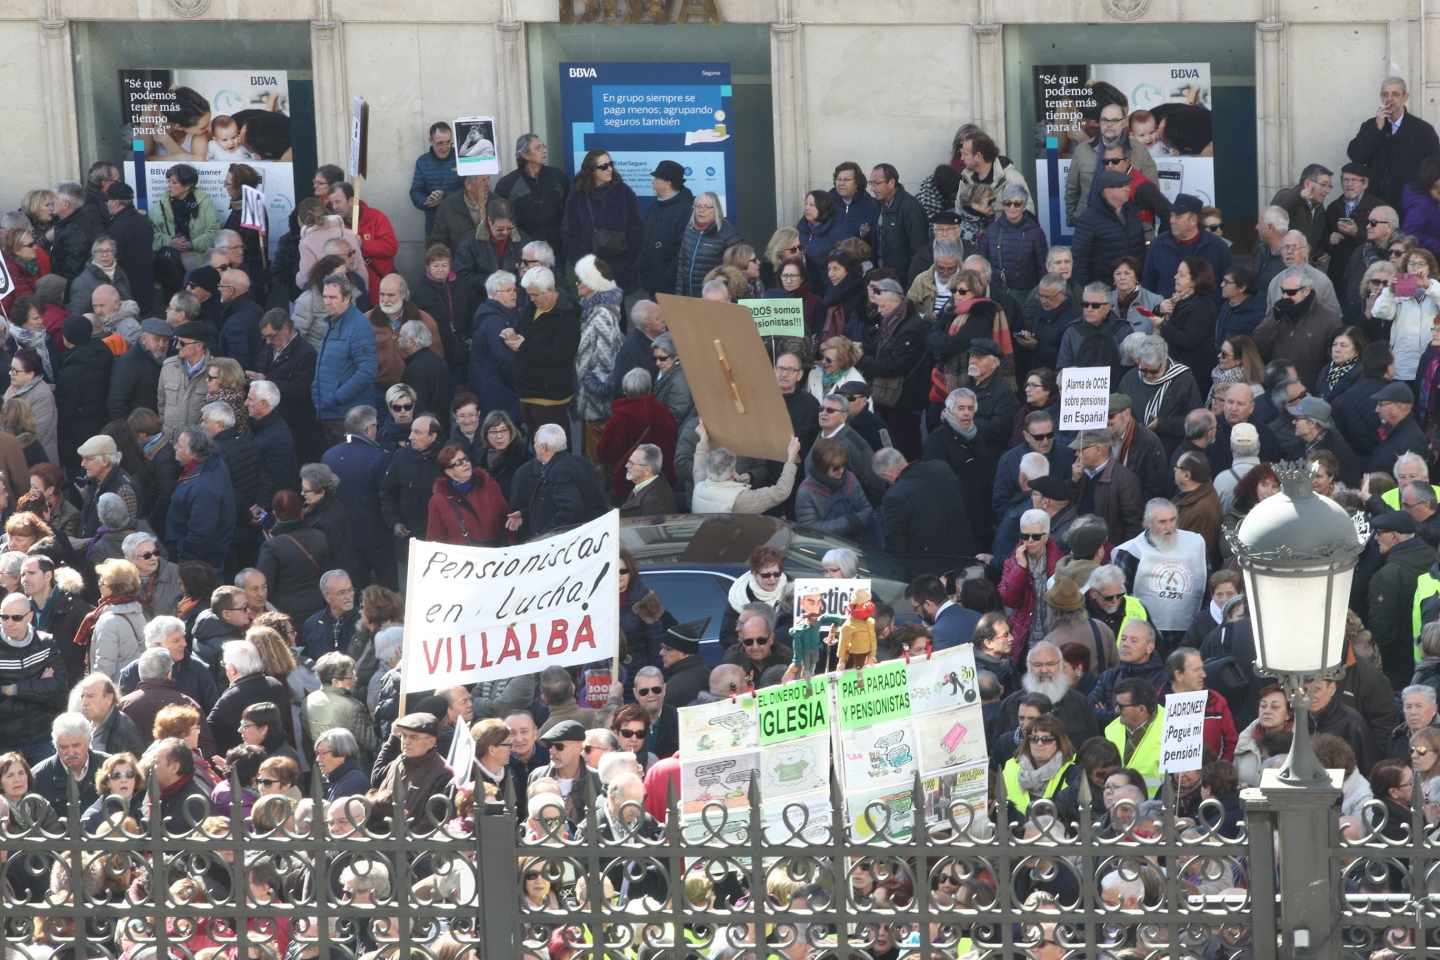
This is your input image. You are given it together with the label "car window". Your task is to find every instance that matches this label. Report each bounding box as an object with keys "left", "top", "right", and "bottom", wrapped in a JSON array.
[{"left": 640, "top": 571, "right": 733, "bottom": 642}]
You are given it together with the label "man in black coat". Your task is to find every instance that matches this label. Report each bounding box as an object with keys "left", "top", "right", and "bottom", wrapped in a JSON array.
[
  {"left": 1324, "top": 163, "right": 1383, "bottom": 288},
  {"left": 380, "top": 414, "right": 442, "bottom": 566},
  {"left": 607, "top": 300, "right": 665, "bottom": 398},
  {"left": 659, "top": 621, "right": 709, "bottom": 710},
  {"left": 107, "top": 319, "right": 169, "bottom": 421},
  {"left": 991, "top": 410, "right": 1074, "bottom": 518},
  {"left": 31, "top": 716, "right": 108, "bottom": 815},
  {"left": 874, "top": 448, "right": 975, "bottom": 579},
  {"left": 202, "top": 402, "right": 262, "bottom": 559},
  {"left": 246, "top": 381, "right": 299, "bottom": 499},
  {"left": 51, "top": 185, "right": 96, "bottom": 280},
  {"left": 637, "top": 162, "right": 693, "bottom": 297},
  {"left": 1108, "top": 395, "right": 1171, "bottom": 500},
  {"left": 399, "top": 322, "right": 451, "bottom": 424},
  {"left": 494, "top": 134, "right": 570, "bottom": 258},
  {"left": 257, "top": 311, "right": 323, "bottom": 462},
  {"left": 1347, "top": 78, "right": 1440, "bottom": 207},
  {"left": 1071, "top": 171, "right": 1146, "bottom": 286},
  {"left": 206, "top": 639, "right": 288, "bottom": 754},
  {"left": 56, "top": 316, "right": 114, "bottom": 474},
  {"left": 1369, "top": 381, "right": 1428, "bottom": 473},
  {"left": 869, "top": 164, "right": 929, "bottom": 275},
  {"left": 218, "top": 271, "right": 264, "bottom": 373},
  {"left": 1333, "top": 342, "right": 1395, "bottom": 458},
  {"left": 507, "top": 424, "right": 607, "bottom": 541},
  {"left": 922, "top": 388, "right": 998, "bottom": 549},
  {"left": 103, "top": 181, "right": 157, "bottom": 315},
  {"left": 1291, "top": 396, "right": 1362, "bottom": 486}
]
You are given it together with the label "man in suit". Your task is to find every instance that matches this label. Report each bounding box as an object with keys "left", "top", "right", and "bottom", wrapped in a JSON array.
[
  {"left": 1347, "top": 77, "right": 1440, "bottom": 207},
  {"left": 906, "top": 575, "right": 979, "bottom": 650},
  {"left": 619, "top": 443, "right": 675, "bottom": 517}
]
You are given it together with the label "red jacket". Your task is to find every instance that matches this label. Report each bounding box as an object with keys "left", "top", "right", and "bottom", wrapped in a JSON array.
[
  {"left": 425, "top": 472, "right": 509, "bottom": 547},
  {"left": 1202, "top": 687, "right": 1239, "bottom": 762},
  {"left": 1, "top": 250, "right": 48, "bottom": 314},
  {"left": 997, "top": 540, "right": 1063, "bottom": 658},
  {"left": 595, "top": 394, "right": 678, "bottom": 501},
  {"left": 355, "top": 202, "right": 398, "bottom": 303}
]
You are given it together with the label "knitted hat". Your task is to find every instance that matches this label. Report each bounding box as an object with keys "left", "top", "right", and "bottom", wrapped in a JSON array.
[{"left": 62, "top": 314, "right": 92, "bottom": 346}]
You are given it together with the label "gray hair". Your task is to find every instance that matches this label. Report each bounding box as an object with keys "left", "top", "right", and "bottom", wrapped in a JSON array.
[
  {"left": 382, "top": 273, "right": 410, "bottom": 300},
  {"left": 249, "top": 380, "right": 281, "bottom": 409},
  {"left": 631, "top": 299, "right": 662, "bottom": 332},
  {"left": 1119, "top": 331, "right": 1149, "bottom": 366},
  {"left": 692, "top": 191, "right": 725, "bottom": 226},
  {"left": 652, "top": 332, "right": 676, "bottom": 357},
  {"left": 137, "top": 647, "right": 173, "bottom": 682},
  {"left": 706, "top": 446, "right": 737, "bottom": 480},
  {"left": 1000, "top": 183, "right": 1030, "bottom": 206},
  {"left": 1019, "top": 508, "right": 1050, "bottom": 533},
  {"left": 1084, "top": 563, "right": 1127, "bottom": 593},
  {"left": 233, "top": 567, "right": 263, "bottom": 589},
  {"left": 68, "top": 672, "right": 117, "bottom": 713},
  {"left": 222, "top": 640, "right": 263, "bottom": 677},
  {"left": 1403, "top": 684, "right": 1437, "bottom": 706},
  {"left": 384, "top": 383, "right": 417, "bottom": 407},
  {"left": 1260, "top": 205, "right": 1291, "bottom": 233},
  {"left": 1045, "top": 246, "right": 1072, "bottom": 268},
  {"left": 821, "top": 547, "right": 859, "bottom": 577},
  {"left": 597, "top": 752, "right": 639, "bottom": 787},
  {"left": 701, "top": 278, "right": 730, "bottom": 299},
  {"left": 521, "top": 241, "right": 555, "bottom": 269},
  {"left": 1083, "top": 281, "right": 1111, "bottom": 299},
  {"left": 315, "top": 651, "right": 356, "bottom": 686},
  {"left": 962, "top": 254, "right": 992, "bottom": 286},
  {"left": 375, "top": 625, "right": 405, "bottom": 666},
  {"left": 521, "top": 265, "right": 556, "bottom": 292},
  {"left": 200, "top": 401, "right": 236, "bottom": 430},
  {"left": 340, "top": 860, "right": 391, "bottom": 899},
  {"left": 300, "top": 462, "right": 340, "bottom": 495},
  {"left": 586, "top": 728, "right": 620, "bottom": 752},
  {"left": 1422, "top": 621, "right": 1440, "bottom": 659},
  {"left": 1279, "top": 267, "right": 1311, "bottom": 289},
  {"left": 872, "top": 447, "right": 907, "bottom": 475},
  {"left": 55, "top": 182, "right": 83, "bottom": 206},
  {"left": 1144, "top": 498, "right": 1178, "bottom": 525},
  {"left": 534, "top": 423, "right": 567, "bottom": 453},
  {"left": 169, "top": 291, "right": 201, "bottom": 323},
  {"left": 1281, "top": 229, "right": 1310, "bottom": 252},
  {"left": 316, "top": 726, "right": 359, "bottom": 758},
  {"left": 145, "top": 615, "right": 186, "bottom": 648},
  {"left": 345, "top": 405, "right": 378, "bottom": 435},
  {"left": 321, "top": 273, "right": 358, "bottom": 301},
  {"left": 1395, "top": 452, "right": 1429, "bottom": 480},
  {"left": 1037, "top": 272, "right": 1067, "bottom": 294},
  {"left": 946, "top": 387, "right": 977, "bottom": 412},
  {"left": 1135, "top": 334, "right": 1169, "bottom": 368},
  {"left": 633, "top": 443, "right": 662, "bottom": 475},
  {"left": 485, "top": 270, "right": 517, "bottom": 297},
  {"left": 1019, "top": 451, "right": 1050, "bottom": 481},
  {"left": 1231, "top": 426, "right": 1261, "bottom": 458},
  {"left": 91, "top": 236, "right": 117, "bottom": 257},
  {"left": 319, "top": 569, "right": 351, "bottom": 593},
  {"left": 514, "top": 132, "right": 541, "bottom": 160},
  {"left": 96, "top": 492, "right": 130, "bottom": 529},
  {"left": 398, "top": 320, "right": 432, "bottom": 349},
  {"left": 1184, "top": 408, "right": 1217, "bottom": 440},
  {"left": 635, "top": 665, "right": 664, "bottom": 684},
  {"left": 0, "top": 552, "right": 25, "bottom": 580},
  {"left": 622, "top": 368, "right": 653, "bottom": 397},
  {"left": 51, "top": 711, "right": 92, "bottom": 744},
  {"left": 1383, "top": 76, "right": 1409, "bottom": 95},
  {"left": 933, "top": 238, "right": 962, "bottom": 262},
  {"left": 1406, "top": 480, "right": 1438, "bottom": 506}
]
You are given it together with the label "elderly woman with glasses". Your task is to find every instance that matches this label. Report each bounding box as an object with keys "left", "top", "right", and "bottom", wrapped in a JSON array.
[
  {"left": 477, "top": 409, "right": 530, "bottom": 498},
  {"left": 425, "top": 443, "right": 509, "bottom": 547},
  {"left": 675, "top": 191, "right": 740, "bottom": 298},
  {"left": 980, "top": 183, "right": 1048, "bottom": 297},
  {"left": 650, "top": 332, "right": 693, "bottom": 427},
  {"left": 1000, "top": 714, "right": 1079, "bottom": 825},
  {"left": 719, "top": 545, "right": 794, "bottom": 648},
  {"left": 1374, "top": 246, "right": 1440, "bottom": 383},
  {"left": 806, "top": 335, "right": 865, "bottom": 403},
  {"left": 378, "top": 383, "right": 418, "bottom": 450},
  {"left": 1, "top": 227, "right": 50, "bottom": 315}
]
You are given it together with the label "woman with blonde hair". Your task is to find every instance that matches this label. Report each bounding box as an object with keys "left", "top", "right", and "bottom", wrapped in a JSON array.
[
  {"left": 78, "top": 558, "right": 146, "bottom": 679},
  {"left": 205, "top": 356, "right": 251, "bottom": 433},
  {"left": 806, "top": 335, "right": 866, "bottom": 402},
  {"left": 722, "top": 242, "right": 764, "bottom": 299},
  {"left": 83, "top": 751, "right": 142, "bottom": 831},
  {"left": 762, "top": 226, "right": 801, "bottom": 289}
]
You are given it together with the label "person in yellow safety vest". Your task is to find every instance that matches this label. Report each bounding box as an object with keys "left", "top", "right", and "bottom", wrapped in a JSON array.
[
  {"left": 1379, "top": 451, "right": 1440, "bottom": 510},
  {"left": 1081, "top": 563, "right": 1150, "bottom": 661},
  {"left": 1000, "top": 714, "right": 1081, "bottom": 823},
  {"left": 1104, "top": 676, "right": 1166, "bottom": 796}
]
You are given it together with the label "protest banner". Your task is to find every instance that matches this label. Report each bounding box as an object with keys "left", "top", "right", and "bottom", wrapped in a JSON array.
[
  {"left": 399, "top": 510, "right": 619, "bottom": 692},
  {"left": 680, "top": 750, "right": 760, "bottom": 817},
  {"left": 240, "top": 185, "right": 266, "bottom": 232},
  {"left": 454, "top": 116, "right": 499, "bottom": 175},
  {"left": 738, "top": 298, "right": 805, "bottom": 339},
  {"left": 348, "top": 96, "right": 369, "bottom": 179},
  {"left": 1160, "top": 689, "right": 1210, "bottom": 773},
  {"left": 756, "top": 677, "right": 829, "bottom": 745},
  {"left": 678, "top": 694, "right": 757, "bottom": 753},
  {"left": 836, "top": 661, "right": 911, "bottom": 731},
  {"left": 760, "top": 737, "right": 829, "bottom": 799},
  {"left": 791, "top": 578, "right": 866, "bottom": 675},
  {"left": 907, "top": 646, "right": 980, "bottom": 716},
  {"left": 840, "top": 719, "right": 918, "bottom": 789},
  {"left": 1058, "top": 366, "right": 1110, "bottom": 430}
]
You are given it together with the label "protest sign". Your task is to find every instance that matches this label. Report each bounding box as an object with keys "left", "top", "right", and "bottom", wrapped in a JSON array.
[
  {"left": 1058, "top": 366, "right": 1110, "bottom": 430},
  {"left": 0, "top": 252, "right": 12, "bottom": 308},
  {"left": 656, "top": 293, "right": 794, "bottom": 462},
  {"left": 907, "top": 646, "right": 980, "bottom": 716},
  {"left": 791, "top": 578, "right": 865, "bottom": 675},
  {"left": 847, "top": 782, "right": 919, "bottom": 842},
  {"left": 680, "top": 750, "right": 760, "bottom": 817},
  {"left": 1160, "top": 690, "right": 1210, "bottom": 773},
  {"left": 348, "top": 96, "right": 369, "bottom": 178},
  {"left": 914, "top": 710, "right": 987, "bottom": 772},
  {"left": 240, "top": 185, "right": 266, "bottom": 232},
  {"left": 760, "top": 737, "right": 829, "bottom": 799},
  {"left": 399, "top": 510, "right": 619, "bottom": 692},
  {"left": 836, "top": 661, "right": 911, "bottom": 731},
  {"left": 454, "top": 116, "right": 499, "bottom": 175},
  {"left": 739, "top": 298, "right": 805, "bottom": 339},
  {"left": 756, "top": 678, "right": 829, "bottom": 745},
  {"left": 678, "top": 695, "right": 758, "bottom": 753},
  {"left": 840, "top": 719, "right": 918, "bottom": 789}
]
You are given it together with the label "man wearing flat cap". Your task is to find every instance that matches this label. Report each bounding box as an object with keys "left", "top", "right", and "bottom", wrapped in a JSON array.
[
  {"left": 1106, "top": 393, "right": 1170, "bottom": 501},
  {"left": 1289, "top": 395, "right": 1360, "bottom": 485},
  {"left": 157, "top": 321, "right": 216, "bottom": 443},
  {"left": 1370, "top": 381, "right": 1428, "bottom": 472},
  {"left": 1368, "top": 509, "right": 1431, "bottom": 689},
  {"left": 78, "top": 434, "right": 141, "bottom": 538},
  {"left": 1070, "top": 429, "right": 1143, "bottom": 544},
  {"left": 108, "top": 318, "right": 173, "bottom": 421},
  {"left": 906, "top": 209, "right": 969, "bottom": 289},
  {"left": 527, "top": 719, "right": 602, "bottom": 827},
  {"left": 962, "top": 338, "right": 1019, "bottom": 448},
  {"left": 658, "top": 619, "right": 709, "bottom": 710},
  {"left": 366, "top": 711, "right": 454, "bottom": 827}
]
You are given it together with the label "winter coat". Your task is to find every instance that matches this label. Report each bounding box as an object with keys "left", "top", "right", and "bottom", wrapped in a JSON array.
[
  {"left": 55, "top": 338, "right": 113, "bottom": 459},
  {"left": 575, "top": 289, "right": 625, "bottom": 421},
  {"left": 149, "top": 190, "right": 220, "bottom": 253},
  {"left": 1077, "top": 457, "right": 1145, "bottom": 544},
  {"left": 0, "top": 627, "right": 66, "bottom": 748},
  {"left": 66, "top": 261, "right": 132, "bottom": 314},
  {"left": 1403, "top": 183, "right": 1440, "bottom": 259},
  {"left": 351, "top": 203, "right": 398, "bottom": 303},
  {"left": 1066, "top": 137, "right": 1159, "bottom": 222},
  {"left": 1071, "top": 199, "right": 1145, "bottom": 287},
  {"left": 638, "top": 187, "right": 694, "bottom": 296},
  {"left": 1056, "top": 317, "right": 1127, "bottom": 384},
  {"left": 156, "top": 352, "right": 211, "bottom": 443},
  {"left": 4, "top": 378, "right": 58, "bottom": 466},
  {"left": 256, "top": 522, "right": 330, "bottom": 622},
  {"left": 509, "top": 450, "right": 607, "bottom": 539},
  {"left": 139, "top": 559, "right": 183, "bottom": 620},
  {"left": 1175, "top": 483, "right": 1225, "bottom": 569},
  {"left": 1142, "top": 230, "right": 1233, "bottom": 299},
  {"left": 1157, "top": 295, "right": 1219, "bottom": 385},
  {"left": 166, "top": 455, "right": 236, "bottom": 570},
  {"left": 857, "top": 306, "right": 930, "bottom": 412},
  {"left": 1252, "top": 292, "right": 1344, "bottom": 387},
  {"left": 922, "top": 422, "right": 999, "bottom": 548},
  {"left": 494, "top": 164, "right": 570, "bottom": 256},
  {"left": 655, "top": 361, "right": 694, "bottom": 426},
  {"left": 312, "top": 304, "right": 379, "bottom": 421},
  {"left": 1348, "top": 110, "right": 1440, "bottom": 206},
  {"left": 795, "top": 471, "right": 876, "bottom": 543},
  {"left": 213, "top": 425, "right": 261, "bottom": 525},
  {"left": 997, "top": 542, "right": 1064, "bottom": 650},
  {"left": 90, "top": 599, "right": 147, "bottom": 681},
  {"left": 881, "top": 460, "right": 976, "bottom": 579},
  {"left": 513, "top": 296, "right": 582, "bottom": 403},
  {"left": 1374, "top": 278, "right": 1440, "bottom": 381},
  {"left": 468, "top": 298, "right": 522, "bottom": 419},
  {"left": 675, "top": 218, "right": 742, "bottom": 297},
  {"left": 562, "top": 182, "right": 644, "bottom": 289},
  {"left": 425, "top": 473, "right": 509, "bottom": 547},
  {"left": 251, "top": 409, "right": 297, "bottom": 502},
  {"left": 872, "top": 185, "right": 929, "bottom": 274},
  {"left": 596, "top": 394, "right": 678, "bottom": 501},
  {"left": 1214, "top": 293, "right": 1265, "bottom": 347},
  {"left": 1325, "top": 375, "right": 1386, "bottom": 455},
  {"left": 819, "top": 274, "right": 868, "bottom": 343},
  {"left": 320, "top": 433, "right": 390, "bottom": 558},
  {"left": 367, "top": 304, "right": 444, "bottom": 388},
  {"left": 980, "top": 212, "right": 1049, "bottom": 294},
  {"left": 403, "top": 347, "right": 452, "bottom": 432},
  {"left": 409, "top": 274, "right": 471, "bottom": 365},
  {"left": 380, "top": 444, "right": 441, "bottom": 538},
  {"left": 1369, "top": 538, "right": 1434, "bottom": 688},
  {"left": 207, "top": 671, "right": 289, "bottom": 755},
  {"left": 409, "top": 148, "right": 464, "bottom": 233},
  {"left": 51, "top": 208, "right": 94, "bottom": 279},
  {"left": 218, "top": 296, "right": 264, "bottom": 372},
  {"left": 106, "top": 342, "right": 162, "bottom": 421},
  {"left": 797, "top": 214, "right": 848, "bottom": 288}
]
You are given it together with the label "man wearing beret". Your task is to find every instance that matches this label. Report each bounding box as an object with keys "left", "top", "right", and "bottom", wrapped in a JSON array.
[
  {"left": 366, "top": 711, "right": 453, "bottom": 828},
  {"left": 527, "top": 719, "right": 602, "bottom": 828},
  {"left": 1368, "top": 510, "right": 1431, "bottom": 690}
]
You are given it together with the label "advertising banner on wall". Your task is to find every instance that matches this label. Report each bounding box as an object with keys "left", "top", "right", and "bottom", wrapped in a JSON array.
[
  {"left": 120, "top": 68, "right": 297, "bottom": 249},
  {"left": 559, "top": 61, "right": 735, "bottom": 216},
  {"left": 1032, "top": 63, "right": 1215, "bottom": 242}
]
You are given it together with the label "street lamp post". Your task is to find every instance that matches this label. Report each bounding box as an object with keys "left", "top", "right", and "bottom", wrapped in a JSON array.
[{"left": 1227, "top": 461, "right": 1364, "bottom": 960}]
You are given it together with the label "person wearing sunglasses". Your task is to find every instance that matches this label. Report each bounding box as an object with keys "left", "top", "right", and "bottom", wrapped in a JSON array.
[
  {"left": 424, "top": 443, "right": 510, "bottom": 548},
  {"left": 83, "top": 750, "right": 143, "bottom": 831},
  {"left": 1069, "top": 169, "right": 1145, "bottom": 290},
  {"left": 562, "top": 149, "right": 642, "bottom": 291},
  {"left": 999, "top": 713, "right": 1078, "bottom": 823},
  {"left": 630, "top": 666, "right": 679, "bottom": 758},
  {"left": 721, "top": 604, "right": 793, "bottom": 688}
]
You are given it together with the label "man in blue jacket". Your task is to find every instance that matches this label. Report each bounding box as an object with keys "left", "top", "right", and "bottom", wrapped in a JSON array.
[
  {"left": 1140, "top": 193, "right": 1232, "bottom": 298},
  {"left": 312, "top": 275, "right": 379, "bottom": 446},
  {"left": 829, "top": 161, "right": 879, "bottom": 241},
  {"left": 166, "top": 427, "right": 236, "bottom": 571},
  {"left": 409, "top": 122, "right": 464, "bottom": 235},
  {"left": 906, "top": 575, "right": 979, "bottom": 650}
]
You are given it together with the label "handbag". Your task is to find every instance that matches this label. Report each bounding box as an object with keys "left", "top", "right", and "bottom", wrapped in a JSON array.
[{"left": 870, "top": 375, "right": 904, "bottom": 408}]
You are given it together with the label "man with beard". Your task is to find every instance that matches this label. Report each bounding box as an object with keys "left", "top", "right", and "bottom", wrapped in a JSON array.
[
  {"left": 905, "top": 574, "right": 980, "bottom": 651},
  {"left": 1117, "top": 335, "right": 1202, "bottom": 455},
  {"left": 996, "top": 640, "right": 1100, "bottom": 749},
  {"left": 1253, "top": 268, "right": 1343, "bottom": 387},
  {"left": 1113, "top": 498, "right": 1208, "bottom": 653}
]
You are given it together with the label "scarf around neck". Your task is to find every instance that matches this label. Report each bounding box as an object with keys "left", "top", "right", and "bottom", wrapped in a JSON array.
[{"left": 1017, "top": 750, "right": 1065, "bottom": 793}]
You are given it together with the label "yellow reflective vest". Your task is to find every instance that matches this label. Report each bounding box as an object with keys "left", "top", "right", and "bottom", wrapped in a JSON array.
[
  {"left": 1000, "top": 756, "right": 1075, "bottom": 815},
  {"left": 1104, "top": 707, "right": 1167, "bottom": 796}
]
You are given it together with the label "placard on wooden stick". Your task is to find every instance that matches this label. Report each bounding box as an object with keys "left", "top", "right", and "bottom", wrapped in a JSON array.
[{"left": 657, "top": 293, "right": 794, "bottom": 463}]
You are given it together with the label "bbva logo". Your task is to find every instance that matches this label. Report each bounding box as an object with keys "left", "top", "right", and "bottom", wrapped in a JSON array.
[{"left": 569, "top": 67, "right": 598, "bottom": 78}]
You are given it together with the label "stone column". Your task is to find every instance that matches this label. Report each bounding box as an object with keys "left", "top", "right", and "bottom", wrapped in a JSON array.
[
  {"left": 39, "top": 14, "right": 79, "bottom": 182},
  {"left": 494, "top": 13, "right": 530, "bottom": 170},
  {"left": 310, "top": 15, "right": 347, "bottom": 168},
  {"left": 770, "top": 19, "right": 808, "bottom": 226},
  {"left": 1255, "top": 18, "right": 1287, "bottom": 208},
  {"left": 972, "top": 23, "right": 1004, "bottom": 153}
]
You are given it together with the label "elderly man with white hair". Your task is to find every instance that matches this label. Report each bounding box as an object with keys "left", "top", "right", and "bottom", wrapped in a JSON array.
[
  {"left": 690, "top": 419, "right": 800, "bottom": 515},
  {"left": 1113, "top": 498, "right": 1209, "bottom": 650},
  {"left": 1116, "top": 334, "right": 1203, "bottom": 452},
  {"left": 206, "top": 639, "right": 288, "bottom": 754},
  {"left": 30, "top": 711, "right": 105, "bottom": 812},
  {"left": 200, "top": 400, "right": 263, "bottom": 545},
  {"left": 397, "top": 318, "right": 450, "bottom": 424},
  {"left": 244, "top": 379, "right": 298, "bottom": 495},
  {"left": 506, "top": 422, "right": 608, "bottom": 539},
  {"left": 1263, "top": 230, "right": 1341, "bottom": 318},
  {"left": 71, "top": 672, "right": 144, "bottom": 757},
  {"left": 77, "top": 433, "right": 140, "bottom": 539},
  {"left": 619, "top": 441, "right": 675, "bottom": 517},
  {"left": 502, "top": 265, "right": 582, "bottom": 435},
  {"left": 1253, "top": 265, "right": 1343, "bottom": 386},
  {"left": 997, "top": 639, "right": 1100, "bottom": 748},
  {"left": 117, "top": 615, "right": 218, "bottom": 715}
]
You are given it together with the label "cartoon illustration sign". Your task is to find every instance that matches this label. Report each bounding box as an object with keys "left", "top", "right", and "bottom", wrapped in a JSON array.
[
  {"left": 914, "top": 709, "right": 988, "bottom": 772},
  {"left": 907, "top": 645, "right": 980, "bottom": 716},
  {"left": 679, "top": 751, "right": 760, "bottom": 817},
  {"left": 678, "top": 694, "right": 758, "bottom": 754},
  {"left": 760, "top": 736, "right": 829, "bottom": 800},
  {"left": 840, "top": 719, "right": 918, "bottom": 789}
]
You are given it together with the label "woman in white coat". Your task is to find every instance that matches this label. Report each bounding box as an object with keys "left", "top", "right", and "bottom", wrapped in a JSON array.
[{"left": 1373, "top": 248, "right": 1440, "bottom": 384}]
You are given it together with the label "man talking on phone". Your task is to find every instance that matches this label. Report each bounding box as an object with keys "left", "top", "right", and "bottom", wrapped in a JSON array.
[{"left": 1347, "top": 76, "right": 1440, "bottom": 207}]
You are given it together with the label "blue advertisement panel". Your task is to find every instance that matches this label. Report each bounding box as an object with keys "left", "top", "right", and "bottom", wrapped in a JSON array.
[{"left": 560, "top": 62, "right": 735, "bottom": 216}]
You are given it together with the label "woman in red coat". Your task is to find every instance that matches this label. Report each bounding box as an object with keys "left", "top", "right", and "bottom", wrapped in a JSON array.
[
  {"left": 425, "top": 443, "right": 510, "bottom": 547},
  {"left": 1, "top": 225, "right": 50, "bottom": 314},
  {"left": 596, "top": 368, "right": 678, "bottom": 502}
]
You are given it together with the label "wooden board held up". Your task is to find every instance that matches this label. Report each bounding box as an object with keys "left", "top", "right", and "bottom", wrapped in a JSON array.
[{"left": 657, "top": 293, "right": 793, "bottom": 463}]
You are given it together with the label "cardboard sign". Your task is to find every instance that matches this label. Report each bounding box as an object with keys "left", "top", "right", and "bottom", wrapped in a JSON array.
[
  {"left": 656, "top": 293, "right": 794, "bottom": 462},
  {"left": 738, "top": 298, "right": 805, "bottom": 339},
  {"left": 579, "top": 667, "right": 613, "bottom": 709},
  {"left": 454, "top": 116, "right": 499, "bottom": 176},
  {"left": 1160, "top": 690, "right": 1209, "bottom": 773},
  {"left": 1058, "top": 366, "right": 1110, "bottom": 430},
  {"left": 0, "top": 251, "right": 12, "bottom": 306},
  {"left": 399, "top": 511, "right": 619, "bottom": 691},
  {"left": 240, "top": 185, "right": 267, "bottom": 232},
  {"left": 348, "top": 97, "right": 369, "bottom": 178},
  {"left": 836, "top": 661, "right": 911, "bottom": 731}
]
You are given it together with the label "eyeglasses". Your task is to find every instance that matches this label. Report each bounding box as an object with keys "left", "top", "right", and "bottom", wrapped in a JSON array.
[
  {"left": 109, "top": 771, "right": 138, "bottom": 781},
  {"left": 446, "top": 457, "right": 471, "bottom": 468},
  {"left": 1391, "top": 249, "right": 1408, "bottom": 258},
  {"left": 594, "top": 162, "right": 614, "bottom": 171},
  {"left": 1280, "top": 287, "right": 1305, "bottom": 297},
  {"left": 500, "top": 741, "right": 514, "bottom": 748},
  {"left": 175, "top": 338, "right": 198, "bottom": 349},
  {"left": 953, "top": 287, "right": 970, "bottom": 296},
  {"left": 1414, "top": 747, "right": 1432, "bottom": 757},
  {"left": 1102, "top": 157, "right": 1127, "bottom": 166},
  {"left": 619, "top": 728, "right": 646, "bottom": 738},
  {"left": 1020, "top": 532, "right": 1046, "bottom": 542},
  {"left": 741, "top": 636, "right": 771, "bottom": 647},
  {"left": 135, "top": 551, "right": 158, "bottom": 561},
  {"left": 756, "top": 569, "right": 783, "bottom": 579},
  {"left": 652, "top": 353, "right": 672, "bottom": 362},
  {"left": 1205, "top": 223, "right": 1224, "bottom": 232},
  {"left": 939, "top": 874, "right": 960, "bottom": 885},
  {"left": 390, "top": 403, "right": 413, "bottom": 412},
  {"left": 524, "top": 871, "right": 544, "bottom": 881},
  {"left": 1082, "top": 301, "right": 1107, "bottom": 309},
  {"left": 0, "top": 613, "right": 28, "bottom": 622},
  {"left": 1099, "top": 114, "right": 1126, "bottom": 124},
  {"left": 1367, "top": 219, "right": 1391, "bottom": 227},
  {"left": 636, "top": 686, "right": 663, "bottom": 696},
  {"left": 255, "top": 778, "right": 279, "bottom": 787},
  {"left": 1027, "top": 432, "right": 1054, "bottom": 442},
  {"left": 1099, "top": 592, "right": 1125, "bottom": 602},
  {"left": 1028, "top": 735, "right": 1057, "bottom": 745},
  {"left": 1001, "top": 200, "right": 1026, "bottom": 208},
  {"left": 619, "top": 568, "right": 632, "bottom": 576}
]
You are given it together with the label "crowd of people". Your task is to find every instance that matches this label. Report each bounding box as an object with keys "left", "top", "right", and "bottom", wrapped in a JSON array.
[{"left": 3, "top": 76, "right": 1440, "bottom": 956}]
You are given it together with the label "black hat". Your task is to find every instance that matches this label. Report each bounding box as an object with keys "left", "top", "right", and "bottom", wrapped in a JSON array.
[
  {"left": 968, "top": 338, "right": 1002, "bottom": 359},
  {"left": 62, "top": 314, "right": 92, "bottom": 347},
  {"left": 1341, "top": 161, "right": 1371, "bottom": 180},
  {"left": 1097, "top": 170, "right": 1131, "bottom": 189},
  {"left": 662, "top": 618, "right": 706, "bottom": 655},
  {"left": 1171, "top": 193, "right": 1204, "bottom": 216},
  {"left": 1029, "top": 475, "right": 1072, "bottom": 502},
  {"left": 929, "top": 210, "right": 963, "bottom": 226},
  {"left": 650, "top": 160, "right": 685, "bottom": 189},
  {"left": 1372, "top": 511, "right": 1417, "bottom": 534},
  {"left": 539, "top": 719, "right": 587, "bottom": 744},
  {"left": 1373, "top": 381, "right": 1415, "bottom": 405},
  {"left": 1066, "top": 522, "right": 1109, "bottom": 561},
  {"left": 104, "top": 181, "right": 135, "bottom": 202},
  {"left": 392, "top": 712, "right": 440, "bottom": 736},
  {"left": 835, "top": 381, "right": 871, "bottom": 398},
  {"left": 186, "top": 266, "right": 220, "bottom": 294},
  {"left": 170, "top": 321, "right": 214, "bottom": 343}
]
